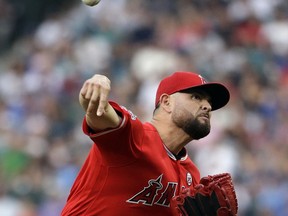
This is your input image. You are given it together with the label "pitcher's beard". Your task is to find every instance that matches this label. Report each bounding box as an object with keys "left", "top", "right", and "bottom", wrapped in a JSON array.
[
  {"left": 182, "top": 118, "right": 210, "bottom": 140},
  {"left": 173, "top": 112, "right": 211, "bottom": 140}
]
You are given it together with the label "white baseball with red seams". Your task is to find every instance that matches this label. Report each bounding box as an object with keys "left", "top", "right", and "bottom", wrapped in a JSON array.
[{"left": 82, "top": 0, "right": 101, "bottom": 6}]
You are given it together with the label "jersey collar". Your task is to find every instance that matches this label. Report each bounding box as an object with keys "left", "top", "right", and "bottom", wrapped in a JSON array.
[{"left": 163, "top": 144, "right": 188, "bottom": 161}]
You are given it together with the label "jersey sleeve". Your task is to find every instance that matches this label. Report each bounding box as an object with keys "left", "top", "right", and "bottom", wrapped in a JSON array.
[{"left": 82, "top": 101, "right": 144, "bottom": 166}]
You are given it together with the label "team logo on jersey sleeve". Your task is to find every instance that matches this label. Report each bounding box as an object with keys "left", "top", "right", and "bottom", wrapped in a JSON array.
[{"left": 121, "top": 106, "right": 137, "bottom": 120}]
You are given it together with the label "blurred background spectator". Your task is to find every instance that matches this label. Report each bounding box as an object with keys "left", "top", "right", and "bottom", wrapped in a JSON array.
[{"left": 0, "top": 0, "right": 288, "bottom": 215}]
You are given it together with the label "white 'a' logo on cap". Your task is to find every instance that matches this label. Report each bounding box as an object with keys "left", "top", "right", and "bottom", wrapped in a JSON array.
[{"left": 198, "top": 75, "right": 206, "bottom": 84}]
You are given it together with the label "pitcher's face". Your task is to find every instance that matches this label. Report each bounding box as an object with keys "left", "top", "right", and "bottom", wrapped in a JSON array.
[{"left": 171, "top": 91, "right": 212, "bottom": 140}]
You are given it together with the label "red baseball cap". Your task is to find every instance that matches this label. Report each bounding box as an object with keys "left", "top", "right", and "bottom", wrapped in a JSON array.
[{"left": 155, "top": 71, "right": 230, "bottom": 111}]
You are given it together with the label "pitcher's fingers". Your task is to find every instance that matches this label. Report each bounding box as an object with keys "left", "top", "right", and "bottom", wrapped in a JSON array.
[
  {"left": 86, "top": 86, "right": 100, "bottom": 115},
  {"left": 80, "top": 81, "right": 94, "bottom": 100},
  {"left": 84, "top": 83, "right": 95, "bottom": 100},
  {"left": 97, "top": 86, "right": 110, "bottom": 116},
  {"left": 79, "top": 83, "right": 88, "bottom": 98}
]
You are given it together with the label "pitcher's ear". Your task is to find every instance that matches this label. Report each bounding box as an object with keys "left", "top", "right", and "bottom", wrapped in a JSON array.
[{"left": 159, "top": 94, "right": 172, "bottom": 113}]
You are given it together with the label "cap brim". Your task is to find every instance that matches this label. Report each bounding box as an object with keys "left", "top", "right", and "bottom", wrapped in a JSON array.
[{"left": 182, "top": 83, "right": 230, "bottom": 111}]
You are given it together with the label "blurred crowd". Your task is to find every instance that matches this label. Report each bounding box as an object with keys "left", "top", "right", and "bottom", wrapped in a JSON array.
[{"left": 0, "top": 0, "right": 288, "bottom": 215}]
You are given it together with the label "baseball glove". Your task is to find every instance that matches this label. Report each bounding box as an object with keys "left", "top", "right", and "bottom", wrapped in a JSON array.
[{"left": 171, "top": 173, "right": 238, "bottom": 216}]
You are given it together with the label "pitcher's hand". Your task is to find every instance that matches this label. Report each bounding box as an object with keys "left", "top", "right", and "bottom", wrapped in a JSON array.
[{"left": 79, "top": 74, "right": 111, "bottom": 117}]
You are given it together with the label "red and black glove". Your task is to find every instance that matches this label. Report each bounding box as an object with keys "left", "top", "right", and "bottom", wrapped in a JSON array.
[{"left": 171, "top": 173, "right": 238, "bottom": 216}]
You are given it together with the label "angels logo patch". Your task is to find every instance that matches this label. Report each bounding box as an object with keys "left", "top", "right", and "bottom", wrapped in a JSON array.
[
  {"left": 121, "top": 106, "right": 137, "bottom": 120},
  {"left": 186, "top": 172, "right": 192, "bottom": 186},
  {"left": 127, "top": 174, "right": 177, "bottom": 207}
]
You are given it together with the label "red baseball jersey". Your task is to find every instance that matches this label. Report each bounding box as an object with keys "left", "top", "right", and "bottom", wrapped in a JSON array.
[{"left": 61, "top": 102, "right": 200, "bottom": 216}]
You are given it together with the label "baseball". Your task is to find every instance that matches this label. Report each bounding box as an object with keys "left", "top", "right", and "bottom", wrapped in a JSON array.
[{"left": 82, "top": 0, "right": 101, "bottom": 6}]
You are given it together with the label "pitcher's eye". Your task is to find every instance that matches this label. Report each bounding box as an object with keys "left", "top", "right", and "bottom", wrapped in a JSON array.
[{"left": 191, "top": 94, "right": 201, "bottom": 100}]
